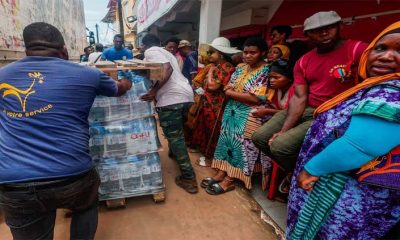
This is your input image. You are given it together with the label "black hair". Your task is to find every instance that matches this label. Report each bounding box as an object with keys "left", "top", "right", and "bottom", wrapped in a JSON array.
[
  {"left": 269, "top": 59, "right": 293, "bottom": 81},
  {"left": 84, "top": 46, "right": 92, "bottom": 52},
  {"left": 220, "top": 52, "right": 234, "bottom": 64},
  {"left": 142, "top": 33, "right": 161, "bottom": 48},
  {"left": 113, "top": 34, "right": 123, "bottom": 40},
  {"left": 95, "top": 43, "right": 104, "bottom": 52},
  {"left": 23, "top": 22, "right": 65, "bottom": 50},
  {"left": 164, "top": 37, "right": 180, "bottom": 46},
  {"left": 243, "top": 37, "right": 268, "bottom": 52},
  {"left": 270, "top": 25, "right": 292, "bottom": 38}
]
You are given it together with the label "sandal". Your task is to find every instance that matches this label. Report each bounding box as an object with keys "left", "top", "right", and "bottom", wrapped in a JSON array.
[
  {"left": 278, "top": 174, "right": 291, "bottom": 194},
  {"left": 205, "top": 182, "right": 235, "bottom": 195},
  {"left": 200, "top": 177, "right": 219, "bottom": 188}
]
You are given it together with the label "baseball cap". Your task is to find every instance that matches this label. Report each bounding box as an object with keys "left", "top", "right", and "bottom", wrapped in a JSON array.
[
  {"left": 178, "top": 40, "right": 191, "bottom": 48},
  {"left": 303, "top": 11, "right": 341, "bottom": 32}
]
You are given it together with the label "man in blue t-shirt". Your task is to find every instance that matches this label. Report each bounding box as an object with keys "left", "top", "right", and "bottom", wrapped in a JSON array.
[
  {"left": 178, "top": 40, "right": 198, "bottom": 84},
  {"left": 0, "top": 22, "right": 132, "bottom": 239},
  {"left": 102, "top": 34, "right": 133, "bottom": 61}
]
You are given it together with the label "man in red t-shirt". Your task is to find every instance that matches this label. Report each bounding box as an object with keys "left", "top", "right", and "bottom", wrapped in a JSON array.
[{"left": 252, "top": 11, "right": 368, "bottom": 173}]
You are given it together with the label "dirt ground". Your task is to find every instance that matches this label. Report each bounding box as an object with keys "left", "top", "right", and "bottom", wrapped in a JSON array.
[{"left": 0, "top": 130, "right": 277, "bottom": 240}]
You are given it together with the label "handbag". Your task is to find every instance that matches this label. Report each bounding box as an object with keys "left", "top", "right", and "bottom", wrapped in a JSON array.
[{"left": 355, "top": 146, "right": 400, "bottom": 190}]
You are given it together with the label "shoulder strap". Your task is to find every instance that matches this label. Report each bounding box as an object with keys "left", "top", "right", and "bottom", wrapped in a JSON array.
[{"left": 94, "top": 53, "right": 102, "bottom": 63}]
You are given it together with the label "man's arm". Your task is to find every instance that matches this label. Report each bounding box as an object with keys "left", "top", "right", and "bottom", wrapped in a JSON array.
[
  {"left": 282, "top": 84, "right": 308, "bottom": 132},
  {"left": 115, "top": 79, "right": 132, "bottom": 96},
  {"left": 269, "top": 84, "right": 308, "bottom": 144},
  {"left": 140, "top": 62, "right": 173, "bottom": 101}
]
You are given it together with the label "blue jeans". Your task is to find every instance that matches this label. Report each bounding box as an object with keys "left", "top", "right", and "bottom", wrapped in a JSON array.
[{"left": 0, "top": 168, "right": 100, "bottom": 240}]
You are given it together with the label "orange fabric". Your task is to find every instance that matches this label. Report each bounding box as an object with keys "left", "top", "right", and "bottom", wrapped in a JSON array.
[
  {"left": 314, "top": 21, "right": 400, "bottom": 116},
  {"left": 272, "top": 44, "right": 290, "bottom": 60}
]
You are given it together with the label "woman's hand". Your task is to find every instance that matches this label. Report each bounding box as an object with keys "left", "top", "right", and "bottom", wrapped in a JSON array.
[
  {"left": 251, "top": 108, "right": 269, "bottom": 118},
  {"left": 297, "top": 170, "right": 320, "bottom": 191},
  {"left": 224, "top": 85, "right": 234, "bottom": 98}
]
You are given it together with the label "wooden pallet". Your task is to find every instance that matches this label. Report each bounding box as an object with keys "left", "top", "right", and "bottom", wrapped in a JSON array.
[{"left": 104, "top": 190, "right": 166, "bottom": 209}]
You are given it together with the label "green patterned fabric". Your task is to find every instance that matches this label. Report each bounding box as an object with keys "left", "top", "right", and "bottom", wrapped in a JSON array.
[
  {"left": 213, "top": 100, "right": 250, "bottom": 170},
  {"left": 290, "top": 173, "right": 349, "bottom": 240},
  {"left": 352, "top": 100, "right": 400, "bottom": 123}
]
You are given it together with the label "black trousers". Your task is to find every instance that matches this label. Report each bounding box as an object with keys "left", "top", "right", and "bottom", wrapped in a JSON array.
[{"left": 0, "top": 168, "right": 100, "bottom": 240}]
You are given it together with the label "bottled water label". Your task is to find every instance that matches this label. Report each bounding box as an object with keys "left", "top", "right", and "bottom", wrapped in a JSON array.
[
  {"left": 143, "top": 165, "right": 151, "bottom": 175},
  {"left": 89, "top": 97, "right": 110, "bottom": 122}
]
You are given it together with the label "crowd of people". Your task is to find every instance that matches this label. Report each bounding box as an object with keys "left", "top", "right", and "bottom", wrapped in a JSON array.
[
  {"left": 0, "top": 9, "right": 398, "bottom": 240},
  {"left": 137, "top": 10, "right": 399, "bottom": 239}
]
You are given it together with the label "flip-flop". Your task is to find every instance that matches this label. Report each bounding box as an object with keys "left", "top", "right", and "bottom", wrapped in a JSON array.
[
  {"left": 200, "top": 177, "right": 218, "bottom": 188},
  {"left": 278, "top": 175, "right": 291, "bottom": 194},
  {"left": 205, "top": 182, "right": 235, "bottom": 195}
]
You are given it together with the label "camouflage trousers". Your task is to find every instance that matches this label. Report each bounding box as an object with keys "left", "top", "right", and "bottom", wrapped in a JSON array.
[{"left": 156, "top": 102, "right": 196, "bottom": 179}]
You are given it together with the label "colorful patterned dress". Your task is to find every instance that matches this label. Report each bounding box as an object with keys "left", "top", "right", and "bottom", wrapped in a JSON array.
[
  {"left": 212, "top": 63, "right": 272, "bottom": 189},
  {"left": 286, "top": 80, "right": 400, "bottom": 239},
  {"left": 190, "top": 62, "right": 235, "bottom": 158}
]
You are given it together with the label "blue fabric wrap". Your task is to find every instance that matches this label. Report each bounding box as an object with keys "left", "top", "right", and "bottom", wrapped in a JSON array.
[{"left": 304, "top": 114, "right": 400, "bottom": 176}]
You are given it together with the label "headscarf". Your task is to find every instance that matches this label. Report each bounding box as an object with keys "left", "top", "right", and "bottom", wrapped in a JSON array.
[
  {"left": 271, "top": 44, "right": 290, "bottom": 60},
  {"left": 315, "top": 21, "right": 400, "bottom": 116}
]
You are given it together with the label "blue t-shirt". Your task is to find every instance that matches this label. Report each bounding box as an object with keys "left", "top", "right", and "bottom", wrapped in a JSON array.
[
  {"left": 0, "top": 56, "right": 118, "bottom": 183},
  {"left": 102, "top": 47, "right": 133, "bottom": 61},
  {"left": 182, "top": 51, "right": 198, "bottom": 84}
]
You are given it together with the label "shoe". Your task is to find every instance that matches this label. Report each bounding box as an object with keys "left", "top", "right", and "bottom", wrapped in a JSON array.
[
  {"left": 175, "top": 176, "right": 198, "bottom": 194},
  {"left": 200, "top": 177, "right": 219, "bottom": 188},
  {"left": 205, "top": 182, "right": 235, "bottom": 195}
]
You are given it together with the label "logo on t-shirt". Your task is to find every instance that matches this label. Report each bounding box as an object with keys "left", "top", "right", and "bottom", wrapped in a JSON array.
[
  {"left": 1, "top": 72, "right": 53, "bottom": 118},
  {"left": 330, "top": 64, "right": 352, "bottom": 83}
]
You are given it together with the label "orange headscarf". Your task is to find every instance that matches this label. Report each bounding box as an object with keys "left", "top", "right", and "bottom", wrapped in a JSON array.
[
  {"left": 314, "top": 21, "right": 400, "bottom": 116},
  {"left": 272, "top": 44, "right": 290, "bottom": 60}
]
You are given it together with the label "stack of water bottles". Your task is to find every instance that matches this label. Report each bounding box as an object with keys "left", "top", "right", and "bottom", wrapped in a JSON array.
[{"left": 89, "top": 71, "right": 164, "bottom": 200}]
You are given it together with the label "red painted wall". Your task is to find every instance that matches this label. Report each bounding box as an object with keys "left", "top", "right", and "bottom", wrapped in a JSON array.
[{"left": 268, "top": 0, "right": 400, "bottom": 43}]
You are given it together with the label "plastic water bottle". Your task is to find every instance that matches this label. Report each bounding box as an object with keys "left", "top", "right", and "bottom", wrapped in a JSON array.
[
  {"left": 141, "top": 155, "right": 152, "bottom": 188},
  {"left": 97, "top": 166, "right": 109, "bottom": 195},
  {"left": 145, "top": 118, "right": 159, "bottom": 152},
  {"left": 126, "top": 120, "right": 141, "bottom": 155},
  {"left": 89, "top": 96, "right": 110, "bottom": 122},
  {"left": 109, "top": 94, "right": 131, "bottom": 120},
  {"left": 104, "top": 123, "right": 127, "bottom": 157},
  {"left": 120, "top": 162, "right": 134, "bottom": 192},
  {"left": 137, "top": 119, "right": 150, "bottom": 153},
  {"left": 149, "top": 153, "right": 162, "bottom": 187},
  {"left": 89, "top": 123, "right": 106, "bottom": 159},
  {"left": 104, "top": 159, "right": 121, "bottom": 193},
  {"left": 128, "top": 156, "right": 142, "bottom": 191}
]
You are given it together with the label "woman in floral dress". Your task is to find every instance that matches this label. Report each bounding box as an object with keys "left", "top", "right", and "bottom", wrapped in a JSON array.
[
  {"left": 201, "top": 37, "right": 273, "bottom": 194},
  {"left": 188, "top": 37, "right": 240, "bottom": 164}
]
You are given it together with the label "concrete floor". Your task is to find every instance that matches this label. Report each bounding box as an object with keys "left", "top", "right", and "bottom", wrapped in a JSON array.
[{"left": 0, "top": 130, "right": 277, "bottom": 240}]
